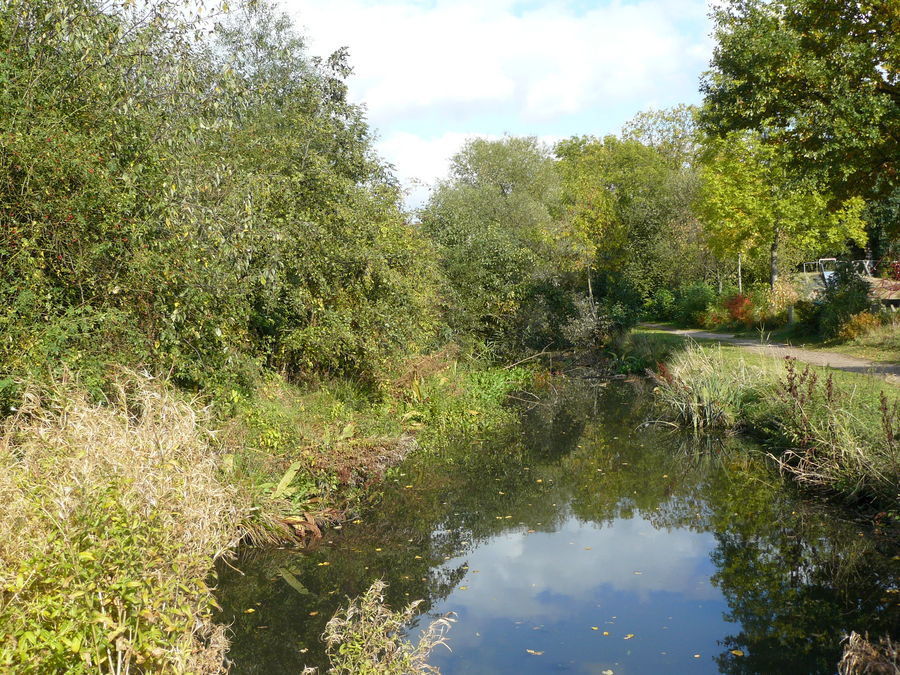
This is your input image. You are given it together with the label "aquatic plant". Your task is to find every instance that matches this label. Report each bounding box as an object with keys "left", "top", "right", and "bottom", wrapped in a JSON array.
[{"left": 307, "top": 580, "right": 455, "bottom": 675}]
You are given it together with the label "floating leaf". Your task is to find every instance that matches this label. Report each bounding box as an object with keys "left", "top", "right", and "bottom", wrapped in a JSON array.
[
  {"left": 525, "top": 649, "right": 543, "bottom": 656},
  {"left": 243, "top": 608, "right": 255, "bottom": 614},
  {"left": 624, "top": 634, "right": 634, "bottom": 640},
  {"left": 591, "top": 626, "right": 599, "bottom": 630}
]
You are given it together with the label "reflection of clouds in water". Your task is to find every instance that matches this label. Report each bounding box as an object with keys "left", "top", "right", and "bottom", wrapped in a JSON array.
[{"left": 442, "top": 516, "right": 720, "bottom": 622}]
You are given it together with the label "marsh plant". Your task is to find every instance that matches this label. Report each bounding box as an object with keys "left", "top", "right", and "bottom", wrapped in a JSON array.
[{"left": 302, "top": 580, "right": 455, "bottom": 675}]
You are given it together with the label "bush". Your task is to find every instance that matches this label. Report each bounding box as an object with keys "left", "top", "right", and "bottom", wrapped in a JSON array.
[
  {"left": 819, "top": 264, "right": 875, "bottom": 338},
  {"left": 644, "top": 288, "right": 676, "bottom": 321},
  {"left": 313, "top": 580, "right": 454, "bottom": 675},
  {"left": 723, "top": 293, "right": 753, "bottom": 324},
  {"left": 673, "top": 282, "right": 716, "bottom": 327},
  {"left": 701, "top": 305, "right": 730, "bottom": 329},
  {"left": 563, "top": 296, "right": 640, "bottom": 350},
  {"left": 837, "top": 311, "right": 881, "bottom": 341}
]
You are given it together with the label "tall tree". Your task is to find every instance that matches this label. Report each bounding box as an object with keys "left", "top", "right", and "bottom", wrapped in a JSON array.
[
  {"left": 697, "top": 132, "right": 868, "bottom": 290},
  {"left": 701, "top": 0, "right": 900, "bottom": 200}
]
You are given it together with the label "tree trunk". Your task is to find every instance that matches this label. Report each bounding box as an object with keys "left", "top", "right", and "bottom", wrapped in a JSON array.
[
  {"left": 587, "top": 268, "right": 594, "bottom": 308},
  {"left": 770, "top": 228, "right": 779, "bottom": 292},
  {"left": 737, "top": 253, "right": 743, "bottom": 294}
]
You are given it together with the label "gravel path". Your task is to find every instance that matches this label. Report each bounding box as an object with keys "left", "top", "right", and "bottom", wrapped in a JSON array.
[{"left": 643, "top": 324, "right": 900, "bottom": 386}]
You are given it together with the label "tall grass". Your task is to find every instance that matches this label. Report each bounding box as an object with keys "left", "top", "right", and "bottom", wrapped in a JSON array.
[
  {"left": 654, "top": 344, "right": 900, "bottom": 504},
  {"left": 0, "top": 373, "right": 249, "bottom": 672}
]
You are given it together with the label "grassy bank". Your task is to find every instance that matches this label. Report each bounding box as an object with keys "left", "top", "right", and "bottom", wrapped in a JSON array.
[
  {"left": 0, "top": 357, "right": 530, "bottom": 672},
  {"left": 639, "top": 331, "right": 900, "bottom": 507}
]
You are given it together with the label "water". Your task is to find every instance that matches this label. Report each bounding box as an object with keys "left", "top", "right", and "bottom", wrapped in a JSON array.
[{"left": 215, "top": 379, "right": 900, "bottom": 674}]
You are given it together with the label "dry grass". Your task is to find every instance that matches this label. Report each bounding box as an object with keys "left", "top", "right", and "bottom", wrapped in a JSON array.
[
  {"left": 303, "top": 580, "right": 455, "bottom": 675},
  {"left": 0, "top": 371, "right": 250, "bottom": 672},
  {"left": 839, "top": 632, "right": 900, "bottom": 675}
]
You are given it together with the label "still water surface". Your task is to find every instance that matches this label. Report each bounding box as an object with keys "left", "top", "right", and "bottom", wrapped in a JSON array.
[{"left": 216, "top": 379, "right": 899, "bottom": 674}]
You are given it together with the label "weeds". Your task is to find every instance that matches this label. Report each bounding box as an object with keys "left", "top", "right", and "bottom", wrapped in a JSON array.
[
  {"left": 653, "top": 343, "right": 900, "bottom": 505},
  {"left": 0, "top": 372, "right": 247, "bottom": 673},
  {"left": 304, "top": 580, "right": 455, "bottom": 675}
]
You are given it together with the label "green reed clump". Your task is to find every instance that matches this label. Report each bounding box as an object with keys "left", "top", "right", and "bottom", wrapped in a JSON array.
[
  {"left": 654, "top": 344, "right": 900, "bottom": 505},
  {"left": 652, "top": 343, "right": 765, "bottom": 430}
]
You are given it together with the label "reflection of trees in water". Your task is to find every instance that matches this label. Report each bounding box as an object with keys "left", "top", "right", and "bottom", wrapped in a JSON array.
[
  {"left": 706, "top": 479, "right": 900, "bottom": 675},
  {"left": 216, "top": 380, "right": 900, "bottom": 674}
]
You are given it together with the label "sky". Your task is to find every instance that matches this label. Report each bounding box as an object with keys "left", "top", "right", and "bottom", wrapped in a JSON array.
[{"left": 279, "top": 0, "right": 715, "bottom": 208}]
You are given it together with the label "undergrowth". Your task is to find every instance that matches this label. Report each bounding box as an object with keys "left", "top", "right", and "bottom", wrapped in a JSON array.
[{"left": 0, "top": 352, "right": 530, "bottom": 673}]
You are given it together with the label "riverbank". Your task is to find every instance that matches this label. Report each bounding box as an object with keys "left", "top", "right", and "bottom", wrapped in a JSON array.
[
  {"left": 633, "top": 328, "right": 900, "bottom": 508},
  {"left": 0, "top": 356, "right": 532, "bottom": 672}
]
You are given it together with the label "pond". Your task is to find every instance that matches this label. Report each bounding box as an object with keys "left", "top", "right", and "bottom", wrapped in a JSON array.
[{"left": 215, "top": 378, "right": 899, "bottom": 674}]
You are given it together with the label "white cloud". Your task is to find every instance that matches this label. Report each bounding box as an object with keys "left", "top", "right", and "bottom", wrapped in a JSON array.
[
  {"left": 283, "top": 0, "right": 711, "bottom": 124},
  {"left": 277, "top": 0, "right": 713, "bottom": 206}
]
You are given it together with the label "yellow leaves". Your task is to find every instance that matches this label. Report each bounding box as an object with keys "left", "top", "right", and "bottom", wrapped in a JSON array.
[
  {"left": 591, "top": 626, "right": 599, "bottom": 630},
  {"left": 243, "top": 608, "right": 255, "bottom": 614},
  {"left": 730, "top": 649, "right": 745, "bottom": 656},
  {"left": 525, "top": 649, "right": 543, "bottom": 656},
  {"left": 459, "top": 586, "right": 468, "bottom": 591},
  {"left": 624, "top": 634, "right": 634, "bottom": 640},
  {"left": 602, "top": 631, "right": 609, "bottom": 636},
  {"left": 602, "top": 670, "right": 614, "bottom": 675}
]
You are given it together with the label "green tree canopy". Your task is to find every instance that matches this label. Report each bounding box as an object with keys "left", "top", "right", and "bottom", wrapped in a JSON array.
[{"left": 701, "top": 0, "right": 900, "bottom": 200}]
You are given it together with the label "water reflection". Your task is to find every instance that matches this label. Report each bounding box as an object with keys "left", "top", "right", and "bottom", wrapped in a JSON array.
[{"left": 215, "top": 379, "right": 900, "bottom": 674}]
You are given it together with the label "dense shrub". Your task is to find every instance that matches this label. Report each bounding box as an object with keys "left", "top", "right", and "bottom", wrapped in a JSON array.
[
  {"left": 562, "top": 296, "right": 640, "bottom": 350},
  {"left": 818, "top": 264, "right": 875, "bottom": 338},
  {"left": 837, "top": 311, "right": 882, "bottom": 341},
  {"left": 673, "top": 282, "right": 716, "bottom": 326},
  {"left": 644, "top": 288, "right": 676, "bottom": 321},
  {"left": 723, "top": 293, "right": 752, "bottom": 324}
]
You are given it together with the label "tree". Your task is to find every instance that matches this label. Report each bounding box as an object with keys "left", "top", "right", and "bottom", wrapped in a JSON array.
[
  {"left": 555, "top": 133, "right": 710, "bottom": 301},
  {"left": 697, "top": 132, "right": 868, "bottom": 290},
  {"left": 419, "top": 137, "right": 567, "bottom": 351},
  {"left": 701, "top": 0, "right": 900, "bottom": 201}
]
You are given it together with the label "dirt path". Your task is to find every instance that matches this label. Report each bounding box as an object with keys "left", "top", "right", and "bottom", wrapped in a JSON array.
[{"left": 642, "top": 324, "right": 900, "bottom": 386}]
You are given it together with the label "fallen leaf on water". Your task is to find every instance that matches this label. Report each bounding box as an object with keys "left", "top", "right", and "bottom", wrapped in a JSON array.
[
  {"left": 415, "top": 555, "right": 422, "bottom": 559},
  {"left": 243, "top": 608, "right": 255, "bottom": 614},
  {"left": 525, "top": 649, "right": 543, "bottom": 656},
  {"left": 375, "top": 548, "right": 382, "bottom": 552},
  {"left": 317, "top": 562, "right": 330, "bottom": 566},
  {"left": 536, "top": 479, "right": 543, "bottom": 483},
  {"left": 459, "top": 586, "right": 469, "bottom": 590},
  {"left": 602, "top": 670, "right": 614, "bottom": 675},
  {"left": 299, "top": 648, "right": 308, "bottom": 653},
  {"left": 308, "top": 611, "right": 319, "bottom": 616},
  {"left": 624, "top": 634, "right": 634, "bottom": 640},
  {"left": 730, "top": 649, "right": 745, "bottom": 656},
  {"left": 693, "top": 654, "right": 701, "bottom": 658},
  {"left": 633, "top": 571, "right": 642, "bottom": 575},
  {"left": 404, "top": 485, "right": 413, "bottom": 489},
  {"left": 584, "top": 546, "right": 592, "bottom": 550},
  {"left": 591, "top": 626, "right": 599, "bottom": 630},
  {"left": 602, "top": 631, "right": 609, "bottom": 636}
]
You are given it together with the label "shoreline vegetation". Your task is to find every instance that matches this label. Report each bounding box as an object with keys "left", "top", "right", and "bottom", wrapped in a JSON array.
[
  {"left": 0, "top": 359, "right": 531, "bottom": 672},
  {"left": 613, "top": 329, "right": 900, "bottom": 508},
  {"left": 2, "top": 0, "right": 898, "bottom": 671}
]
